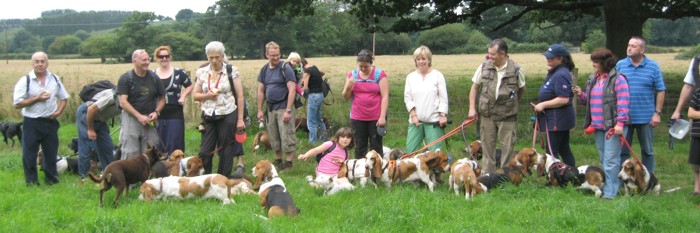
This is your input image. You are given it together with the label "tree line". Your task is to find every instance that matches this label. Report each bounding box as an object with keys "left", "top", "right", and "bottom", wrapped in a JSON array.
[{"left": 1, "top": 1, "right": 699, "bottom": 62}]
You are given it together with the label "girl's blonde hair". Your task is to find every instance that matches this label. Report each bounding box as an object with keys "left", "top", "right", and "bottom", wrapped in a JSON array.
[
  {"left": 331, "top": 127, "right": 354, "bottom": 149},
  {"left": 287, "top": 52, "right": 301, "bottom": 64}
]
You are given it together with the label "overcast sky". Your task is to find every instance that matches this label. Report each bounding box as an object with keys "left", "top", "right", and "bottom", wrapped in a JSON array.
[{"left": 0, "top": 0, "right": 218, "bottom": 20}]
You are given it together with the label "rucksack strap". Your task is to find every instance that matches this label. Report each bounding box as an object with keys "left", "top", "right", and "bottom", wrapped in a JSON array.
[
  {"left": 351, "top": 67, "right": 381, "bottom": 83},
  {"left": 26, "top": 74, "right": 61, "bottom": 97},
  {"left": 226, "top": 64, "right": 238, "bottom": 107}
]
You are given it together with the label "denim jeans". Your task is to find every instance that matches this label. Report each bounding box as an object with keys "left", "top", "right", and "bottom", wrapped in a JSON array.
[
  {"left": 620, "top": 124, "right": 655, "bottom": 174},
  {"left": 594, "top": 127, "right": 627, "bottom": 199},
  {"left": 76, "top": 103, "right": 114, "bottom": 178},
  {"left": 307, "top": 93, "right": 327, "bottom": 144}
]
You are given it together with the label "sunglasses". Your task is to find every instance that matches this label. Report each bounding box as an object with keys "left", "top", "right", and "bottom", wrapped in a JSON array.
[{"left": 157, "top": 54, "right": 171, "bottom": 59}]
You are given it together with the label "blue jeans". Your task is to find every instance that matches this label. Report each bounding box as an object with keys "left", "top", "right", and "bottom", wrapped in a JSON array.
[
  {"left": 594, "top": 127, "right": 627, "bottom": 199},
  {"left": 620, "top": 124, "right": 655, "bottom": 174},
  {"left": 306, "top": 93, "right": 327, "bottom": 144},
  {"left": 76, "top": 103, "right": 114, "bottom": 178}
]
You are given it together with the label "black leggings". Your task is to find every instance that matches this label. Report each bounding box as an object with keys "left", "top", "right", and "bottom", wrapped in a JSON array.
[
  {"left": 545, "top": 130, "right": 575, "bottom": 167},
  {"left": 351, "top": 119, "right": 383, "bottom": 159}
]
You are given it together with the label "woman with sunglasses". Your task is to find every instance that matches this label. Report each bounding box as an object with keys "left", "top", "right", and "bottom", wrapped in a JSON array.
[{"left": 153, "top": 45, "right": 193, "bottom": 157}]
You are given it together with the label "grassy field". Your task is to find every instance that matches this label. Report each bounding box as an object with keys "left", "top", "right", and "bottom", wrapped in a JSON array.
[{"left": 1, "top": 53, "right": 699, "bottom": 232}]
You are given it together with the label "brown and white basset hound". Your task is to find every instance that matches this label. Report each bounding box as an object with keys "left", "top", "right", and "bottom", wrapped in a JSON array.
[
  {"left": 474, "top": 147, "right": 540, "bottom": 190},
  {"left": 337, "top": 158, "right": 376, "bottom": 188},
  {"left": 252, "top": 160, "right": 300, "bottom": 217},
  {"left": 138, "top": 174, "right": 254, "bottom": 205},
  {"left": 178, "top": 156, "right": 204, "bottom": 177},
  {"left": 364, "top": 150, "right": 436, "bottom": 192},
  {"left": 413, "top": 149, "right": 452, "bottom": 184},
  {"left": 252, "top": 131, "right": 271, "bottom": 156},
  {"left": 464, "top": 140, "right": 503, "bottom": 162},
  {"left": 619, "top": 158, "right": 661, "bottom": 196},
  {"left": 449, "top": 158, "right": 486, "bottom": 200}
]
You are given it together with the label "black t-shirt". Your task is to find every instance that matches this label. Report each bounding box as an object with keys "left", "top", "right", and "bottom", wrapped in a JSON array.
[
  {"left": 306, "top": 65, "right": 324, "bottom": 93},
  {"left": 157, "top": 69, "right": 192, "bottom": 119},
  {"left": 117, "top": 70, "right": 165, "bottom": 115}
]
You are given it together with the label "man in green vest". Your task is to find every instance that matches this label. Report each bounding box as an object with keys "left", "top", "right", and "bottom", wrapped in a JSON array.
[{"left": 468, "top": 39, "right": 526, "bottom": 174}]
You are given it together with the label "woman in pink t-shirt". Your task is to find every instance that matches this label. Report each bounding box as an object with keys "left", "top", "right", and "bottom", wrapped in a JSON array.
[
  {"left": 342, "top": 50, "right": 389, "bottom": 159},
  {"left": 298, "top": 127, "right": 354, "bottom": 195}
]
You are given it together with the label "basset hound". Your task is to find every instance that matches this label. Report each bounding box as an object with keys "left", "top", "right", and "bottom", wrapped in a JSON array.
[
  {"left": 252, "top": 131, "right": 271, "bottom": 156},
  {"left": 337, "top": 158, "right": 376, "bottom": 188},
  {"left": 534, "top": 153, "right": 605, "bottom": 197},
  {"left": 464, "top": 140, "right": 502, "bottom": 162},
  {"left": 619, "top": 158, "right": 661, "bottom": 196},
  {"left": 474, "top": 147, "right": 540, "bottom": 190},
  {"left": 138, "top": 174, "right": 254, "bottom": 205},
  {"left": 413, "top": 149, "right": 452, "bottom": 184},
  {"left": 449, "top": 158, "right": 486, "bottom": 200},
  {"left": 178, "top": 156, "right": 204, "bottom": 177},
  {"left": 150, "top": 149, "right": 185, "bottom": 178},
  {"left": 364, "top": 150, "right": 435, "bottom": 192},
  {"left": 252, "top": 160, "right": 300, "bottom": 217}
]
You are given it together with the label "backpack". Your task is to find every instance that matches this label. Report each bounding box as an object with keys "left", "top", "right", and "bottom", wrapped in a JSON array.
[
  {"left": 79, "top": 80, "right": 116, "bottom": 102},
  {"left": 226, "top": 64, "right": 250, "bottom": 119},
  {"left": 315, "top": 142, "right": 348, "bottom": 163},
  {"left": 321, "top": 77, "right": 331, "bottom": 98},
  {"left": 260, "top": 61, "right": 304, "bottom": 109}
]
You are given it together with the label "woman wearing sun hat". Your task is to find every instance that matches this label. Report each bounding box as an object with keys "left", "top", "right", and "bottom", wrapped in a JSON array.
[{"left": 532, "top": 44, "right": 576, "bottom": 167}]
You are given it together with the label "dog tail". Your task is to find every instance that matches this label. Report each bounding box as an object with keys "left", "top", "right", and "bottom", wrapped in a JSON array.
[
  {"left": 253, "top": 132, "right": 263, "bottom": 155},
  {"left": 88, "top": 172, "right": 103, "bottom": 183}
]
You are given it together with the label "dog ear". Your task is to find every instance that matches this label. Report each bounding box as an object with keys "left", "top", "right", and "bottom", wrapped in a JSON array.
[
  {"left": 337, "top": 162, "right": 348, "bottom": 178},
  {"left": 633, "top": 161, "right": 647, "bottom": 192},
  {"left": 371, "top": 154, "right": 382, "bottom": 179}
]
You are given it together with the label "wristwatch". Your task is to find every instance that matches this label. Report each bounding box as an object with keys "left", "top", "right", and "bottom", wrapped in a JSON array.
[
  {"left": 654, "top": 110, "right": 662, "bottom": 115},
  {"left": 285, "top": 109, "right": 293, "bottom": 113}
]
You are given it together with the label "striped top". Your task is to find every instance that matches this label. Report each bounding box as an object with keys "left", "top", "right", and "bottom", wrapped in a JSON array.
[
  {"left": 588, "top": 73, "right": 630, "bottom": 130},
  {"left": 615, "top": 56, "right": 665, "bottom": 124}
]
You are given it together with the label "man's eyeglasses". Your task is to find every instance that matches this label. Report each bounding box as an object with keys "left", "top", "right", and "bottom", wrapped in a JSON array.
[
  {"left": 157, "top": 55, "right": 171, "bottom": 59},
  {"left": 268, "top": 54, "right": 280, "bottom": 59}
]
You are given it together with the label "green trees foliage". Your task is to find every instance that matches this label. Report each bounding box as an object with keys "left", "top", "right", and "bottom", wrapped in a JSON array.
[
  {"left": 581, "top": 30, "right": 606, "bottom": 53},
  {"left": 48, "top": 35, "right": 82, "bottom": 54}
]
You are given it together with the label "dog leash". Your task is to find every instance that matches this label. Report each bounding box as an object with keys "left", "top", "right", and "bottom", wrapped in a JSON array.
[
  {"left": 401, "top": 116, "right": 478, "bottom": 159},
  {"left": 531, "top": 103, "right": 554, "bottom": 156},
  {"left": 606, "top": 128, "right": 643, "bottom": 165}
]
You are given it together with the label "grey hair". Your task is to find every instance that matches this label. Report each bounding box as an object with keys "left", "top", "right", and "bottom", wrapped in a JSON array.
[
  {"left": 132, "top": 49, "right": 147, "bottom": 61},
  {"left": 31, "top": 51, "right": 48, "bottom": 61},
  {"left": 205, "top": 41, "right": 226, "bottom": 56}
]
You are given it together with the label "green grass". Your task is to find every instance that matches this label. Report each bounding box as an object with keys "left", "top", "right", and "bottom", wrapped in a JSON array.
[{"left": 0, "top": 122, "right": 699, "bottom": 232}]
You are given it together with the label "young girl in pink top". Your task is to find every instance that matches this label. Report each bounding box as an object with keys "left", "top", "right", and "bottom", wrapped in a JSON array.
[{"left": 298, "top": 127, "right": 355, "bottom": 195}]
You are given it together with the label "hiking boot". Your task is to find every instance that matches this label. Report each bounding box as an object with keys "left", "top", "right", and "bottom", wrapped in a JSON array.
[
  {"left": 274, "top": 159, "right": 284, "bottom": 169},
  {"left": 281, "top": 161, "right": 293, "bottom": 171}
]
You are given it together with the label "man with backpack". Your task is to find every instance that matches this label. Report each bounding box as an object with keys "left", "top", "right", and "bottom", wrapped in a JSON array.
[
  {"left": 13, "top": 51, "right": 69, "bottom": 186},
  {"left": 117, "top": 49, "right": 165, "bottom": 159},
  {"left": 76, "top": 81, "right": 120, "bottom": 183},
  {"left": 257, "top": 41, "right": 298, "bottom": 171}
]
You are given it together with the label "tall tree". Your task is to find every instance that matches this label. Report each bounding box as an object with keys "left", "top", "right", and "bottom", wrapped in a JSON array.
[{"left": 235, "top": 0, "right": 700, "bottom": 58}]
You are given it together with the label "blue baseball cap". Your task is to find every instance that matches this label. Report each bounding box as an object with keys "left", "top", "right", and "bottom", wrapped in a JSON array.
[{"left": 544, "top": 44, "right": 570, "bottom": 59}]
